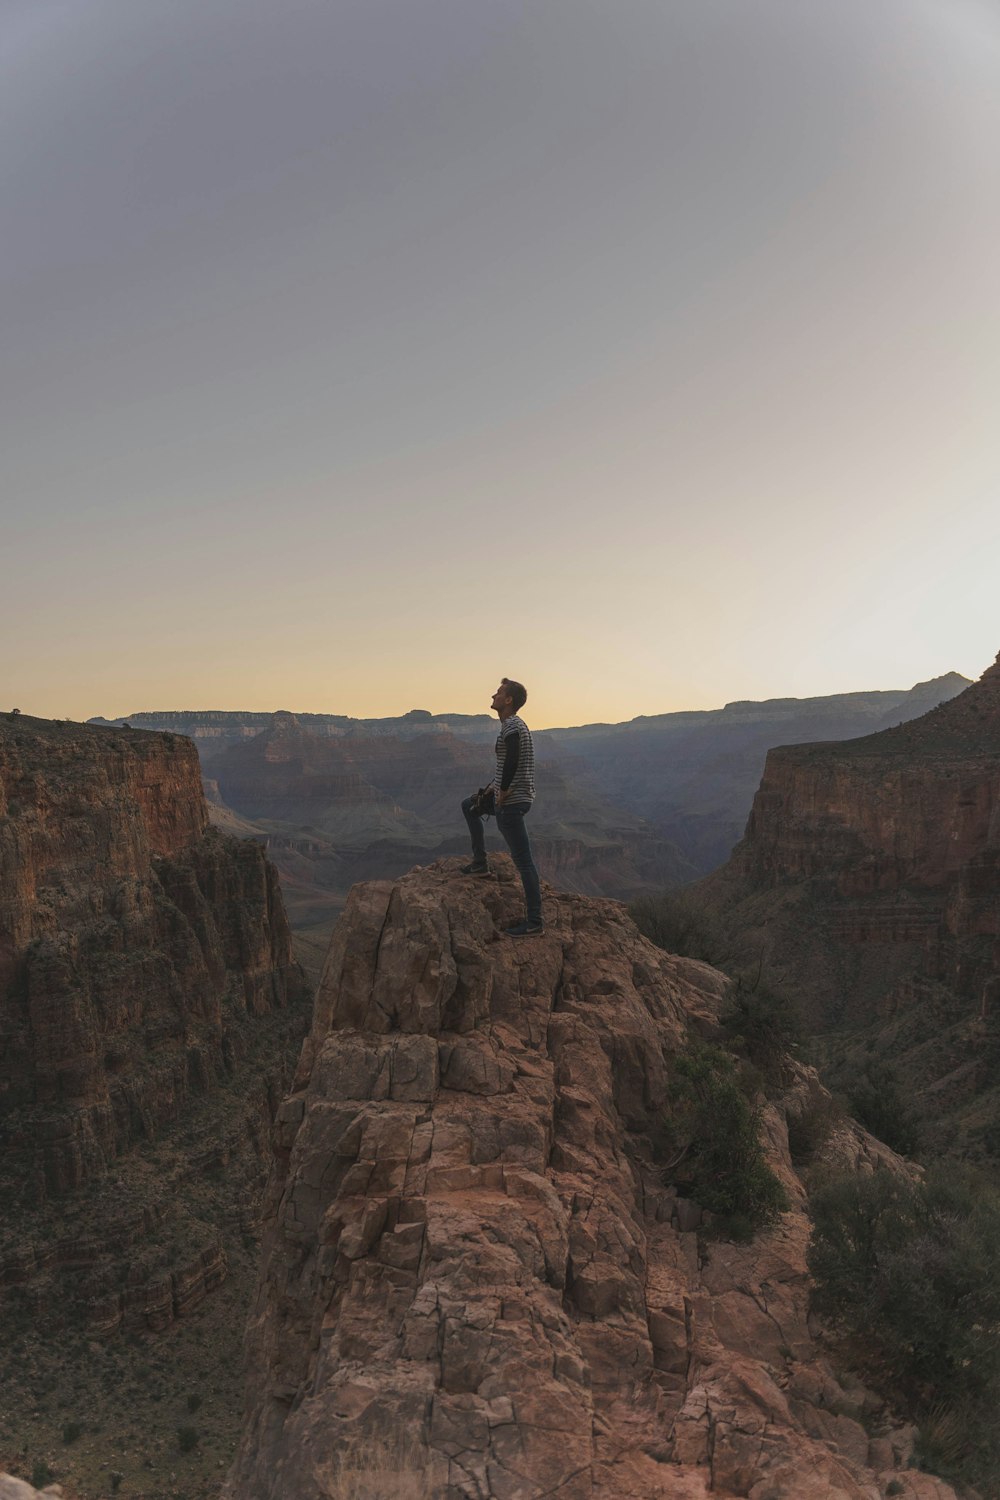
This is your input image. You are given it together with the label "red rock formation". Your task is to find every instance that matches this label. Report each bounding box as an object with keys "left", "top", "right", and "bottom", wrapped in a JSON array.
[
  {"left": 225, "top": 858, "right": 948, "bottom": 1500},
  {"left": 0, "top": 714, "right": 310, "bottom": 1334},
  {"left": 706, "top": 653, "right": 1000, "bottom": 1028}
]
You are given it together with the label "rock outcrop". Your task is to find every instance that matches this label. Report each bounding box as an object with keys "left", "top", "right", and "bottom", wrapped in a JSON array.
[
  {"left": 0, "top": 1476, "right": 66, "bottom": 1500},
  {"left": 226, "top": 857, "right": 951, "bottom": 1500},
  {"left": 0, "top": 714, "right": 310, "bottom": 1335}
]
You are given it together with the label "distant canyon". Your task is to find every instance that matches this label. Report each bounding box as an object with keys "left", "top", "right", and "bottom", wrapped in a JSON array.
[{"left": 91, "top": 673, "right": 969, "bottom": 974}]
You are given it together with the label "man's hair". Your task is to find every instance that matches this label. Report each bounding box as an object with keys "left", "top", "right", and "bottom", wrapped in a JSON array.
[{"left": 502, "top": 678, "right": 528, "bottom": 712}]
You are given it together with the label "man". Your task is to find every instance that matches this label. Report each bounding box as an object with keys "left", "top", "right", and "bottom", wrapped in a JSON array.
[{"left": 461, "top": 678, "right": 543, "bottom": 937}]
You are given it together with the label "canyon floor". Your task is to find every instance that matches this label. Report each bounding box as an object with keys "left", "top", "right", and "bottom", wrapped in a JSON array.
[{"left": 0, "top": 1244, "right": 252, "bottom": 1499}]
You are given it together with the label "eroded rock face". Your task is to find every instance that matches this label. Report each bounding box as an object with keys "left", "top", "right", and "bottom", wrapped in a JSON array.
[
  {"left": 226, "top": 858, "right": 949, "bottom": 1500},
  {"left": 0, "top": 715, "right": 310, "bottom": 1334},
  {"left": 735, "top": 656, "right": 1000, "bottom": 904},
  {"left": 699, "top": 653, "right": 1000, "bottom": 1158}
]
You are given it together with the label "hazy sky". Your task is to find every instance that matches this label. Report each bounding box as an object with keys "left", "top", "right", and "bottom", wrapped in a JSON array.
[{"left": 3, "top": 0, "right": 999, "bottom": 727}]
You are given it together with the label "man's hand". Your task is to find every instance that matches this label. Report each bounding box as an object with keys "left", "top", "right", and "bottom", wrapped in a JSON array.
[{"left": 495, "top": 788, "right": 506, "bottom": 809}]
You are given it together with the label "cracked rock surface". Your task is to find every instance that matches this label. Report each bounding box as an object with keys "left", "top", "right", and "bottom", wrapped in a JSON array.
[{"left": 226, "top": 858, "right": 957, "bottom": 1500}]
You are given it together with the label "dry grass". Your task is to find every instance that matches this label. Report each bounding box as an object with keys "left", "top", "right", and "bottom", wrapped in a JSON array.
[{"left": 319, "top": 1435, "right": 439, "bottom": 1499}]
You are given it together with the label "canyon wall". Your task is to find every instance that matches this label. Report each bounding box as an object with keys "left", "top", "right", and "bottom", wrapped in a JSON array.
[
  {"left": 0, "top": 714, "right": 310, "bottom": 1337},
  {"left": 710, "top": 654, "right": 1000, "bottom": 1014},
  {"left": 700, "top": 653, "right": 1000, "bottom": 1160},
  {"left": 225, "top": 858, "right": 950, "bottom": 1500}
]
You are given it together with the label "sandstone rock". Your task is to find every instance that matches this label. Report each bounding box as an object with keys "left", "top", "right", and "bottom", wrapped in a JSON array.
[
  {"left": 701, "top": 650, "right": 1000, "bottom": 1164},
  {"left": 0, "top": 1477, "right": 57, "bottom": 1500},
  {"left": 0, "top": 715, "right": 310, "bottom": 1332},
  {"left": 0, "top": 1479, "right": 36, "bottom": 1500},
  {"left": 226, "top": 859, "right": 958, "bottom": 1500},
  {"left": 706, "top": 654, "right": 1000, "bottom": 1024}
]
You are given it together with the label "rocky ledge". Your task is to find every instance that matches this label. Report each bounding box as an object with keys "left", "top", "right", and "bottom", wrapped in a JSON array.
[{"left": 226, "top": 857, "right": 954, "bottom": 1500}]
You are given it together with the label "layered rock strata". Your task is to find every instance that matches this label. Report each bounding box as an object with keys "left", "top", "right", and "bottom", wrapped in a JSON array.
[
  {"left": 227, "top": 857, "right": 951, "bottom": 1500},
  {"left": 694, "top": 652, "right": 1000, "bottom": 1173},
  {"left": 0, "top": 714, "right": 309, "bottom": 1334}
]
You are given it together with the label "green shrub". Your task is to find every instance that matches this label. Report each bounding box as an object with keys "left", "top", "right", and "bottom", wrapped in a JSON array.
[
  {"left": 31, "top": 1462, "right": 55, "bottom": 1488},
  {"left": 62, "top": 1420, "right": 83, "bottom": 1443},
  {"left": 720, "top": 975, "right": 801, "bottom": 1088},
  {"left": 846, "top": 1057, "right": 920, "bottom": 1157},
  {"left": 913, "top": 1403, "right": 970, "bottom": 1481},
  {"left": 808, "top": 1164, "right": 1000, "bottom": 1488},
  {"left": 177, "top": 1424, "right": 200, "bottom": 1453},
  {"left": 787, "top": 1092, "right": 842, "bottom": 1166},
  {"left": 186, "top": 1392, "right": 202, "bottom": 1413},
  {"left": 629, "top": 889, "right": 729, "bottom": 965},
  {"left": 632, "top": 894, "right": 803, "bottom": 1095},
  {"left": 662, "top": 1044, "right": 788, "bottom": 1235},
  {"left": 110, "top": 1474, "right": 123, "bottom": 1494}
]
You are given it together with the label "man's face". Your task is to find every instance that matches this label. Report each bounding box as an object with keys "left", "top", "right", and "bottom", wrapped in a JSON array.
[{"left": 491, "top": 683, "right": 512, "bottom": 715}]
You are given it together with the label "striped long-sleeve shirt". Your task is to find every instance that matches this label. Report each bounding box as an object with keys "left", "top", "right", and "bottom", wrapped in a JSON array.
[{"left": 493, "top": 715, "right": 535, "bottom": 804}]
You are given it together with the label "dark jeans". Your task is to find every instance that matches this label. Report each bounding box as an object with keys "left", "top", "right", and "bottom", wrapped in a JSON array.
[{"left": 461, "top": 795, "right": 542, "bottom": 925}]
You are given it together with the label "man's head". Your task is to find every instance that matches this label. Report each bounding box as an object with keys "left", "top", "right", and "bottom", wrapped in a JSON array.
[{"left": 491, "top": 678, "right": 527, "bottom": 718}]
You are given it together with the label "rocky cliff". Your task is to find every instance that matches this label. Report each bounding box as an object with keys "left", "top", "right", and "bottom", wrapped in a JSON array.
[
  {"left": 225, "top": 858, "right": 952, "bottom": 1500},
  {"left": 0, "top": 714, "right": 310, "bottom": 1495},
  {"left": 702, "top": 652, "right": 1000, "bottom": 1157}
]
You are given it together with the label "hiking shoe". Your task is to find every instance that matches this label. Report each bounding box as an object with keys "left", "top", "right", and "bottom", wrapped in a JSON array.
[
  {"left": 461, "top": 861, "right": 490, "bottom": 876},
  {"left": 503, "top": 920, "right": 545, "bottom": 938}
]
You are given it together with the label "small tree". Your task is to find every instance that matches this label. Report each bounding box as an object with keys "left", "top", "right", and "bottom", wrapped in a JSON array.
[
  {"left": 663, "top": 1044, "right": 788, "bottom": 1238},
  {"left": 629, "top": 889, "right": 729, "bottom": 965},
  {"left": 846, "top": 1057, "right": 920, "bottom": 1157},
  {"left": 720, "top": 973, "right": 801, "bottom": 1089}
]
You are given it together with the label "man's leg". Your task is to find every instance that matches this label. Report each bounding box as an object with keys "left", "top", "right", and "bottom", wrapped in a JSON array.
[
  {"left": 496, "top": 805, "right": 543, "bottom": 929},
  {"left": 461, "top": 795, "right": 488, "bottom": 870}
]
